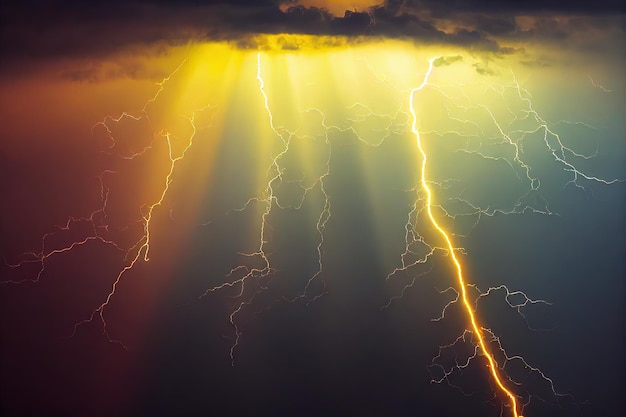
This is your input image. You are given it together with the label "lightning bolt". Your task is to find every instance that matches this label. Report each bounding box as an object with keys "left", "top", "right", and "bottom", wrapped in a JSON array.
[
  {"left": 383, "top": 54, "right": 622, "bottom": 416},
  {"left": 206, "top": 52, "right": 289, "bottom": 362},
  {"left": 70, "top": 114, "right": 204, "bottom": 346},
  {"left": 200, "top": 52, "right": 332, "bottom": 363},
  {"left": 588, "top": 75, "right": 613, "bottom": 93},
  {"left": 409, "top": 57, "right": 523, "bottom": 417},
  {"left": 3, "top": 59, "right": 215, "bottom": 347}
]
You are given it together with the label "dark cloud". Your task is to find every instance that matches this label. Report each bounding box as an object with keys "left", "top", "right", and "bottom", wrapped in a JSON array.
[
  {"left": 468, "top": 15, "right": 517, "bottom": 35},
  {"left": 409, "top": 0, "right": 624, "bottom": 14},
  {"left": 0, "top": 0, "right": 623, "bottom": 70},
  {"left": 434, "top": 55, "right": 463, "bottom": 67},
  {"left": 472, "top": 62, "right": 496, "bottom": 75}
]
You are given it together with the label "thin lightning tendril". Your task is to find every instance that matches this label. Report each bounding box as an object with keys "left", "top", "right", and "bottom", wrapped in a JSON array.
[
  {"left": 3, "top": 60, "right": 213, "bottom": 347},
  {"left": 70, "top": 115, "right": 203, "bottom": 346}
]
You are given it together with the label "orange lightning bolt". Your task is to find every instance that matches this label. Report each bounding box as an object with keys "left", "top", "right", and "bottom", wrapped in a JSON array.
[{"left": 410, "top": 58, "right": 522, "bottom": 417}]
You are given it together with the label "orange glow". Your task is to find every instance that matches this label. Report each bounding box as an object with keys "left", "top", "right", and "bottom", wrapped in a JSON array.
[{"left": 280, "top": 0, "right": 384, "bottom": 16}]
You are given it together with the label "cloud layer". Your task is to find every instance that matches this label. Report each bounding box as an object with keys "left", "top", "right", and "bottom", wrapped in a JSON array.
[{"left": 1, "top": 0, "right": 623, "bottom": 66}]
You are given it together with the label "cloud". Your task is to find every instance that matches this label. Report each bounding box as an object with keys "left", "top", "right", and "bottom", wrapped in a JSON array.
[
  {"left": 281, "top": 0, "right": 385, "bottom": 16},
  {"left": 434, "top": 55, "right": 463, "bottom": 67},
  {"left": 0, "top": 0, "right": 623, "bottom": 72},
  {"left": 405, "top": 0, "right": 624, "bottom": 14}
]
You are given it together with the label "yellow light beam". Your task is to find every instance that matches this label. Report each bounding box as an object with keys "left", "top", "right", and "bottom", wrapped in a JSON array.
[{"left": 409, "top": 57, "right": 522, "bottom": 417}]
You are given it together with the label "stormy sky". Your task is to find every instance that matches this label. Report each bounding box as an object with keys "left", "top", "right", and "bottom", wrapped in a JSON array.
[
  {"left": 1, "top": 0, "right": 624, "bottom": 61},
  {"left": 0, "top": 2, "right": 624, "bottom": 417}
]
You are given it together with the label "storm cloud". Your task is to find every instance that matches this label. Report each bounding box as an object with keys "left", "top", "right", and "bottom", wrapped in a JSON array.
[{"left": 0, "top": 0, "right": 623, "bottom": 66}]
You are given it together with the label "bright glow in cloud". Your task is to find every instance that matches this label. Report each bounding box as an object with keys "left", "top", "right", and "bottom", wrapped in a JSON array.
[{"left": 281, "top": 0, "right": 385, "bottom": 15}]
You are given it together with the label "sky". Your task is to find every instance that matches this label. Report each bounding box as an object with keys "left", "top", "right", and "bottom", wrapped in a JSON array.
[{"left": 1, "top": 1, "right": 624, "bottom": 417}]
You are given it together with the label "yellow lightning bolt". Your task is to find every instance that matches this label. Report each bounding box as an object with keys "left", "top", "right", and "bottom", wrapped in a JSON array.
[{"left": 409, "top": 57, "right": 522, "bottom": 417}]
